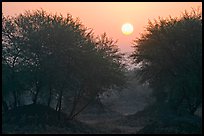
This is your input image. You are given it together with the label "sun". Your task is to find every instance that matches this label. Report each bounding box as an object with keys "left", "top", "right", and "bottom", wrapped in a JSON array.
[{"left": 121, "top": 23, "right": 134, "bottom": 35}]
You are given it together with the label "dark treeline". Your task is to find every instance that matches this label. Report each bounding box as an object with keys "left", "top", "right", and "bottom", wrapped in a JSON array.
[
  {"left": 2, "top": 10, "right": 126, "bottom": 120},
  {"left": 130, "top": 8, "right": 202, "bottom": 134},
  {"left": 131, "top": 8, "right": 202, "bottom": 116},
  {"left": 2, "top": 8, "right": 202, "bottom": 134}
]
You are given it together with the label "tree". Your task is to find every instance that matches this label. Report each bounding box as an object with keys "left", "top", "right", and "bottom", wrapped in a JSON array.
[
  {"left": 2, "top": 9, "right": 126, "bottom": 120},
  {"left": 130, "top": 8, "right": 202, "bottom": 115},
  {"left": 2, "top": 14, "right": 29, "bottom": 108},
  {"left": 66, "top": 32, "right": 126, "bottom": 119}
]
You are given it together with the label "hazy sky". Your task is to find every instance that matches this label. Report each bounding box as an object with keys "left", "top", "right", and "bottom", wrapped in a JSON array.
[{"left": 2, "top": 2, "right": 202, "bottom": 53}]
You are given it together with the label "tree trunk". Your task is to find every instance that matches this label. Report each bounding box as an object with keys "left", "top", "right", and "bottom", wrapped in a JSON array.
[
  {"left": 70, "top": 93, "right": 98, "bottom": 120},
  {"left": 69, "top": 87, "right": 99, "bottom": 119},
  {"left": 33, "top": 89, "right": 39, "bottom": 105},
  {"left": 17, "top": 91, "right": 21, "bottom": 107},
  {"left": 3, "top": 100, "right": 8, "bottom": 112},
  {"left": 55, "top": 99, "right": 59, "bottom": 111},
  {"left": 47, "top": 87, "right": 52, "bottom": 107},
  {"left": 58, "top": 90, "right": 63, "bottom": 120},
  {"left": 68, "top": 88, "right": 83, "bottom": 119},
  {"left": 68, "top": 94, "right": 78, "bottom": 119},
  {"left": 70, "top": 99, "right": 93, "bottom": 120},
  {"left": 12, "top": 90, "right": 17, "bottom": 108},
  {"left": 11, "top": 71, "right": 18, "bottom": 108},
  {"left": 33, "top": 81, "right": 41, "bottom": 105}
]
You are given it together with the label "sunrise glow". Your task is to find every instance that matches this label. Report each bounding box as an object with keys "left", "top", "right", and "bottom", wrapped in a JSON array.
[
  {"left": 2, "top": 2, "right": 202, "bottom": 53},
  {"left": 121, "top": 23, "right": 134, "bottom": 35}
]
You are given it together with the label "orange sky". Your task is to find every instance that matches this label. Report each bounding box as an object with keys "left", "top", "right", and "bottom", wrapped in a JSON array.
[{"left": 2, "top": 2, "right": 202, "bottom": 53}]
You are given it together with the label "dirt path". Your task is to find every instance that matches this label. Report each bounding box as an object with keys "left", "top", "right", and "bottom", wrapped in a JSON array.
[{"left": 77, "top": 114, "right": 144, "bottom": 134}]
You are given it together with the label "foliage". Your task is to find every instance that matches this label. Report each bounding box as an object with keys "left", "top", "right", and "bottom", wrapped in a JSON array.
[
  {"left": 2, "top": 9, "right": 126, "bottom": 118},
  {"left": 130, "top": 8, "right": 202, "bottom": 115}
]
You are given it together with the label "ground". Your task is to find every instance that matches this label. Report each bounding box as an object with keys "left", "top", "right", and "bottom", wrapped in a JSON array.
[{"left": 2, "top": 103, "right": 202, "bottom": 134}]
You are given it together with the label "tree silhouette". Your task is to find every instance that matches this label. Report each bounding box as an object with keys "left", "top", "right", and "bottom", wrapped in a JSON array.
[
  {"left": 2, "top": 10, "right": 126, "bottom": 119},
  {"left": 130, "top": 8, "right": 202, "bottom": 115}
]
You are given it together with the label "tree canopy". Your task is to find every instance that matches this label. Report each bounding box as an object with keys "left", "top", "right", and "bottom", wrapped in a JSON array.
[
  {"left": 130, "top": 8, "right": 202, "bottom": 115},
  {"left": 2, "top": 9, "right": 126, "bottom": 118}
]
